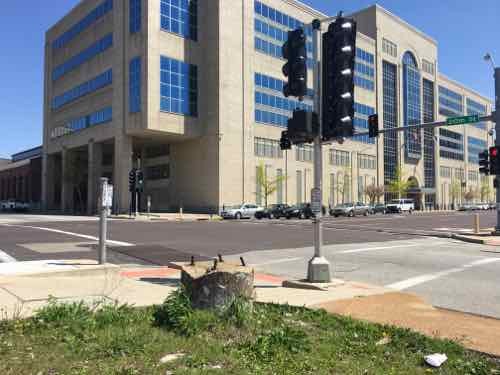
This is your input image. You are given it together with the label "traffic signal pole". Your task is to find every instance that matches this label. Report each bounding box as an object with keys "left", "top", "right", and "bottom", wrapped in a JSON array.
[
  {"left": 308, "top": 19, "right": 331, "bottom": 283},
  {"left": 494, "top": 67, "right": 500, "bottom": 234}
]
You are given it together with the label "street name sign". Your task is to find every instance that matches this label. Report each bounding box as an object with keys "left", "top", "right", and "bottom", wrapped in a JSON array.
[{"left": 446, "top": 115, "right": 480, "bottom": 126}]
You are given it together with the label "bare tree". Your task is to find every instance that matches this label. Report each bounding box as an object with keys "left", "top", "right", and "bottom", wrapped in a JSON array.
[
  {"left": 449, "top": 179, "right": 462, "bottom": 209},
  {"left": 365, "top": 185, "right": 385, "bottom": 205},
  {"left": 64, "top": 151, "right": 87, "bottom": 213}
]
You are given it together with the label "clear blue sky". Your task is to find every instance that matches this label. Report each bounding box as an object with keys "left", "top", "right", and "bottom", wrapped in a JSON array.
[{"left": 0, "top": 0, "right": 498, "bottom": 159}]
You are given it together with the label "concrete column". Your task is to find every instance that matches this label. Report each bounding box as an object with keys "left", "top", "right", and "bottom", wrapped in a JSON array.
[
  {"left": 87, "top": 141, "right": 103, "bottom": 215},
  {"left": 114, "top": 136, "right": 133, "bottom": 214}
]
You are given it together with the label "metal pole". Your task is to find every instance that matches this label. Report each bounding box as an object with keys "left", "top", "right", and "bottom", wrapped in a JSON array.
[
  {"left": 135, "top": 158, "right": 140, "bottom": 217},
  {"left": 147, "top": 195, "right": 151, "bottom": 218},
  {"left": 494, "top": 68, "right": 500, "bottom": 234},
  {"left": 98, "top": 177, "right": 108, "bottom": 264},
  {"left": 307, "top": 19, "right": 331, "bottom": 283}
]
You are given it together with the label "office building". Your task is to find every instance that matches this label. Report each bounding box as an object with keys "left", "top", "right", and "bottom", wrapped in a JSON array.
[{"left": 42, "top": 0, "right": 493, "bottom": 213}]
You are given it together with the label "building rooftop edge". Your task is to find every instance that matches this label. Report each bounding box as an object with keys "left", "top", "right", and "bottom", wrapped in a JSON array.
[
  {"left": 11, "top": 146, "right": 43, "bottom": 159},
  {"left": 0, "top": 159, "right": 30, "bottom": 173},
  {"left": 438, "top": 73, "right": 493, "bottom": 104},
  {"left": 283, "top": 0, "right": 328, "bottom": 18}
]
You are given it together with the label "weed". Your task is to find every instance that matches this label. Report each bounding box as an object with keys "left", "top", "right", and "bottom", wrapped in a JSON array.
[{"left": 220, "top": 297, "right": 253, "bottom": 328}]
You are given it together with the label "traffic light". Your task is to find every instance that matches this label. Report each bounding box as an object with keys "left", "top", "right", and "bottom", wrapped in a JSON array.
[
  {"left": 135, "top": 170, "right": 144, "bottom": 193},
  {"left": 322, "top": 17, "right": 357, "bottom": 141},
  {"left": 287, "top": 110, "right": 319, "bottom": 144},
  {"left": 478, "top": 149, "right": 490, "bottom": 175},
  {"left": 282, "top": 28, "right": 308, "bottom": 100},
  {"left": 368, "top": 114, "right": 379, "bottom": 138},
  {"left": 490, "top": 146, "right": 499, "bottom": 175},
  {"left": 129, "top": 169, "right": 136, "bottom": 192},
  {"left": 280, "top": 131, "right": 292, "bottom": 150}
]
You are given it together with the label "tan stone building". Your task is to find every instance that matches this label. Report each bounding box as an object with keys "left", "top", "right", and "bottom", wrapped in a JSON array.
[{"left": 42, "top": 1, "right": 493, "bottom": 214}]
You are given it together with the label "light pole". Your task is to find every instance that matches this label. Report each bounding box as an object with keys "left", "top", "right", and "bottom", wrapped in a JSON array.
[{"left": 484, "top": 53, "right": 500, "bottom": 234}]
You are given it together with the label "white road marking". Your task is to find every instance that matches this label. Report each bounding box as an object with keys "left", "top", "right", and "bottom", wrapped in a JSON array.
[
  {"left": 252, "top": 257, "right": 304, "bottom": 267},
  {"left": 2, "top": 224, "right": 134, "bottom": 247},
  {"left": 386, "top": 257, "right": 500, "bottom": 291},
  {"left": 338, "top": 243, "right": 444, "bottom": 254},
  {"left": 0, "top": 249, "right": 16, "bottom": 263}
]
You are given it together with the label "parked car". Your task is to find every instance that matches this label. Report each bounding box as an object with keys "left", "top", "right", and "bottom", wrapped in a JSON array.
[
  {"left": 477, "top": 202, "right": 490, "bottom": 210},
  {"left": 369, "top": 203, "right": 387, "bottom": 215},
  {"left": 386, "top": 199, "right": 415, "bottom": 214},
  {"left": 330, "top": 202, "right": 369, "bottom": 217},
  {"left": 284, "top": 204, "right": 314, "bottom": 220},
  {"left": 1, "top": 200, "right": 29, "bottom": 212},
  {"left": 489, "top": 202, "right": 497, "bottom": 210},
  {"left": 221, "top": 203, "right": 262, "bottom": 219},
  {"left": 254, "top": 204, "right": 290, "bottom": 219},
  {"left": 458, "top": 203, "right": 475, "bottom": 211}
]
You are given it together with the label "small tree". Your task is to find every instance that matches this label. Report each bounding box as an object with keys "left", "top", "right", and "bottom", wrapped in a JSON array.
[
  {"left": 449, "top": 179, "right": 462, "bottom": 209},
  {"left": 385, "top": 166, "right": 412, "bottom": 199},
  {"left": 365, "top": 185, "right": 384, "bottom": 205},
  {"left": 481, "top": 179, "right": 492, "bottom": 202},
  {"left": 255, "top": 163, "right": 287, "bottom": 208}
]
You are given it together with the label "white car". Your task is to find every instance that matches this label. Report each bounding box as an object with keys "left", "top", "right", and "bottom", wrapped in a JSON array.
[
  {"left": 221, "top": 204, "right": 262, "bottom": 219},
  {"left": 386, "top": 199, "right": 415, "bottom": 214}
]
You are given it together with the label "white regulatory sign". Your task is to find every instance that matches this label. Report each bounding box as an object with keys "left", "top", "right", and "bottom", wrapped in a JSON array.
[
  {"left": 311, "top": 188, "right": 321, "bottom": 213},
  {"left": 102, "top": 184, "right": 113, "bottom": 208}
]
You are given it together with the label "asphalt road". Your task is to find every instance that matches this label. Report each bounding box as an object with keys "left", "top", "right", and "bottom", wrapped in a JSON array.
[{"left": 1, "top": 211, "right": 500, "bottom": 318}]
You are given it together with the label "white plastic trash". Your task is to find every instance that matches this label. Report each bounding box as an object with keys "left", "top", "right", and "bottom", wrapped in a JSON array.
[{"left": 424, "top": 353, "right": 448, "bottom": 368}]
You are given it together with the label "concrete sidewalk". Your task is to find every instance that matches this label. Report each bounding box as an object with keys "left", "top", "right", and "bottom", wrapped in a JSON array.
[
  {"left": 110, "top": 212, "right": 222, "bottom": 222},
  {"left": 1, "top": 259, "right": 500, "bottom": 357}
]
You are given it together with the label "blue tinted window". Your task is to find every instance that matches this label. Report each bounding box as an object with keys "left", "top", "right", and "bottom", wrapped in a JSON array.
[
  {"left": 352, "top": 103, "right": 375, "bottom": 144},
  {"left": 160, "top": 56, "right": 197, "bottom": 116},
  {"left": 130, "top": 0, "right": 141, "bottom": 33},
  {"left": 439, "top": 86, "right": 463, "bottom": 117},
  {"left": 423, "top": 79, "right": 436, "bottom": 188},
  {"left": 161, "top": 0, "right": 197, "bottom": 41},
  {"left": 50, "top": 107, "right": 112, "bottom": 139},
  {"left": 354, "top": 49, "right": 375, "bottom": 92},
  {"left": 439, "top": 128, "right": 464, "bottom": 161},
  {"left": 129, "top": 57, "right": 141, "bottom": 113},
  {"left": 52, "top": 69, "right": 112, "bottom": 110},
  {"left": 467, "top": 136, "right": 487, "bottom": 164},
  {"left": 403, "top": 52, "right": 422, "bottom": 159},
  {"left": 53, "top": 0, "right": 113, "bottom": 50},
  {"left": 52, "top": 34, "right": 113, "bottom": 81},
  {"left": 383, "top": 61, "right": 398, "bottom": 195},
  {"left": 254, "top": 1, "right": 313, "bottom": 68},
  {"left": 467, "top": 98, "right": 487, "bottom": 130}
]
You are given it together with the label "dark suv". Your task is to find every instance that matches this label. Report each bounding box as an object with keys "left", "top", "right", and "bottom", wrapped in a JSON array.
[{"left": 255, "top": 204, "right": 290, "bottom": 219}]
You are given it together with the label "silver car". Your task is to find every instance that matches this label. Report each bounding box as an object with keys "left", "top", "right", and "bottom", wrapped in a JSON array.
[{"left": 221, "top": 204, "right": 262, "bottom": 219}]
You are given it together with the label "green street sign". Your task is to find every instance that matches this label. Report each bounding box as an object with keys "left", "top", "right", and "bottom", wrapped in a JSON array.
[{"left": 446, "top": 114, "right": 480, "bottom": 126}]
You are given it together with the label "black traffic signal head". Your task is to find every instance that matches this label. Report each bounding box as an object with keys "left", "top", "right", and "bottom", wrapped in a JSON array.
[
  {"left": 280, "top": 131, "right": 292, "bottom": 150},
  {"left": 282, "top": 28, "right": 308, "bottom": 100},
  {"left": 287, "top": 110, "right": 319, "bottom": 144},
  {"left": 490, "top": 146, "right": 499, "bottom": 175},
  {"left": 129, "top": 169, "right": 136, "bottom": 192},
  {"left": 135, "top": 170, "right": 144, "bottom": 193},
  {"left": 322, "top": 17, "right": 357, "bottom": 141},
  {"left": 368, "top": 114, "right": 379, "bottom": 138},
  {"left": 478, "top": 149, "right": 490, "bottom": 175}
]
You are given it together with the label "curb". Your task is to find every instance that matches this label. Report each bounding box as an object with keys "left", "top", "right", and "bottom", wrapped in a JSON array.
[
  {"left": 0, "top": 264, "right": 120, "bottom": 279},
  {"left": 451, "top": 233, "right": 500, "bottom": 246}
]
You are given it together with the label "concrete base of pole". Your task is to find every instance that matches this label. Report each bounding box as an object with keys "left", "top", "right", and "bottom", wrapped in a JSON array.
[{"left": 307, "top": 256, "right": 331, "bottom": 283}]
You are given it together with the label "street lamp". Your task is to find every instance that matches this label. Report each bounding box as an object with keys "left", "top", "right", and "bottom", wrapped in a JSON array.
[{"left": 484, "top": 53, "right": 496, "bottom": 71}]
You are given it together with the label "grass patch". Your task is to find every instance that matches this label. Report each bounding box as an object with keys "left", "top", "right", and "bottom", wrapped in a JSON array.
[{"left": 0, "top": 291, "right": 499, "bottom": 374}]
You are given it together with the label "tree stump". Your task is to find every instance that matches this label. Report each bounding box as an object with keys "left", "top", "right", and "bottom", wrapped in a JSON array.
[{"left": 180, "top": 261, "right": 254, "bottom": 309}]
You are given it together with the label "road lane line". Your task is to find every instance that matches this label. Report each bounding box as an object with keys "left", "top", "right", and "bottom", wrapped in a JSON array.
[
  {"left": 338, "top": 243, "right": 440, "bottom": 254},
  {"left": 386, "top": 258, "right": 500, "bottom": 291},
  {"left": 0, "top": 249, "right": 16, "bottom": 263},
  {"left": 2, "top": 224, "right": 134, "bottom": 247}
]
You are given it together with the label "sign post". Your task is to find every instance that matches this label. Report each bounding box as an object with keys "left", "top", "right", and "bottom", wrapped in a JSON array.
[{"left": 99, "top": 177, "right": 112, "bottom": 264}]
